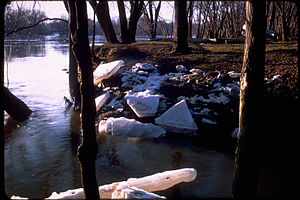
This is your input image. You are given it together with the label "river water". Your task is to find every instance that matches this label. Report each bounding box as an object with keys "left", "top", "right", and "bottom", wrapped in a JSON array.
[{"left": 4, "top": 40, "right": 234, "bottom": 198}]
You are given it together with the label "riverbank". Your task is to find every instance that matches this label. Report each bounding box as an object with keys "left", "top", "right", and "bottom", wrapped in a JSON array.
[{"left": 92, "top": 39, "right": 298, "bottom": 152}]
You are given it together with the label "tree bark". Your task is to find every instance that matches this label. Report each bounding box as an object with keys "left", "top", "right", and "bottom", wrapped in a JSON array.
[
  {"left": 128, "top": 1, "right": 144, "bottom": 43},
  {"left": 68, "top": 1, "right": 99, "bottom": 199},
  {"left": 65, "top": 1, "right": 81, "bottom": 110},
  {"left": 117, "top": 0, "right": 144, "bottom": 43},
  {"left": 232, "top": 1, "right": 266, "bottom": 198},
  {"left": 3, "top": 85, "right": 32, "bottom": 121},
  {"left": 173, "top": 0, "right": 189, "bottom": 53},
  {"left": 89, "top": 0, "right": 118, "bottom": 44},
  {"left": 117, "top": 0, "right": 129, "bottom": 43}
]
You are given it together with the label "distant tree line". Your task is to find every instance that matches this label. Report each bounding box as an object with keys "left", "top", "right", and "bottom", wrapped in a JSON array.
[{"left": 4, "top": 1, "right": 298, "bottom": 42}]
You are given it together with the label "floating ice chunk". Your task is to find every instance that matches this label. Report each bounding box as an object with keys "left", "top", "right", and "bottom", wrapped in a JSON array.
[
  {"left": 112, "top": 186, "right": 166, "bottom": 199},
  {"left": 95, "top": 92, "right": 110, "bottom": 112},
  {"left": 201, "top": 118, "right": 217, "bottom": 125},
  {"left": 99, "top": 117, "right": 166, "bottom": 138},
  {"left": 155, "top": 100, "right": 198, "bottom": 135},
  {"left": 189, "top": 68, "right": 205, "bottom": 75},
  {"left": 94, "top": 60, "right": 124, "bottom": 85},
  {"left": 125, "top": 91, "right": 160, "bottom": 117},
  {"left": 176, "top": 65, "right": 188, "bottom": 73}
]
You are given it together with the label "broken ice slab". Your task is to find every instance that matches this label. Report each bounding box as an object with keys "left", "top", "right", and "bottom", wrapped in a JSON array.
[
  {"left": 176, "top": 65, "right": 188, "bottom": 73},
  {"left": 98, "top": 117, "right": 166, "bottom": 138},
  {"left": 95, "top": 91, "right": 110, "bottom": 112},
  {"left": 189, "top": 68, "right": 205, "bottom": 75},
  {"left": 93, "top": 60, "right": 124, "bottom": 85},
  {"left": 125, "top": 91, "right": 160, "bottom": 117},
  {"left": 133, "top": 63, "right": 156, "bottom": 72},
  {"left": 155, "top": 99, "right": 198, "bottom": 135}
]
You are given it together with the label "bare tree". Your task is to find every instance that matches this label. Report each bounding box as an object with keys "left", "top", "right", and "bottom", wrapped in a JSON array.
[
  {"left": 117, "top": 0, "right": 144, "bottom": 43},
  {"left": 68, "top": 1, "right": 99, "bottom": 199},
  {"left": 89, "top": 0, "right": 118, "bottom": 44},
  {"left": 232, "top": 1, "right": 266, "bottom": 198},
  {"left": 143, "top": 1, "right": 162, "bottom": 40}
]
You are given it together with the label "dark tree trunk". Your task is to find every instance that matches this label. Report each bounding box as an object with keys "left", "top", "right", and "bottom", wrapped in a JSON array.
[
  {"left": 117, "top": 0, "right": 130, "bottom": 43},
  {"left": 174, "top": 0, "right": 189, "bottom": 53},
  {"left": 118, "top": 0, "right": 144, "bottom": 43},
  {"left": 68, "top": 1, "right": 99, "bottom": 199},
  {"left": 65, "top": 1, "right": 81, "bottom": 110},
  {"left": 128, "top": 1, "right": 144, "bottom": 43},
  {"left": 89, "top": 0, "right": 118, "bottom": 44},
  {"left": 232, "top": 1, "right": 266, "bottom": 198},
  {"left": 3, "top": 85, "right": 32, "bottom": 121}
]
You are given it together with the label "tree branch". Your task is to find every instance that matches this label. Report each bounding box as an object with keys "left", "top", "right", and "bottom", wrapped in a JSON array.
[{"left": 5, "top": 17, "right": 68, "bottom": 37}]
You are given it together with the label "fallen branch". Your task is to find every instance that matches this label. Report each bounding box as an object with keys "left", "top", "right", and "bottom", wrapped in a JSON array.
[{"left": 5, "top": 18, "right": 68, "bottom": 37}]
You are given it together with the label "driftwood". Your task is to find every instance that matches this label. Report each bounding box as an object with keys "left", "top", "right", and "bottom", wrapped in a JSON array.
[
  {"left": 3, "top": 86, "right": 32, "bottom": 121},
  {"left": 43, "top": 168, "right": 197, "bottom": 199}
]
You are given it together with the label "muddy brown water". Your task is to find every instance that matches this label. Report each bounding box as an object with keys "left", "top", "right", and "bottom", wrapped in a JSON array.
[{"left": 4, "top": 40, "right": 234, "bottom": 198}]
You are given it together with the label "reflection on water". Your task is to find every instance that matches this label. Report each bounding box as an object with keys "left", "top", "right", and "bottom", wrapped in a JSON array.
[{"left": 4, "top": 40, "right": 233, "bottom": 198}]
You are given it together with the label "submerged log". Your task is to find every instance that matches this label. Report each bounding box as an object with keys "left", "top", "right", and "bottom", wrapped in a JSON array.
[{"left": 3, "top": 85, "right": 32, "bottom": 121}]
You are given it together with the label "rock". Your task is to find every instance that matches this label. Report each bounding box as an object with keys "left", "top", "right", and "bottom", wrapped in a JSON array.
[
  {"left": 99, "top": 117, "right": 166, "bottom": 138},
  {"left": 125, "top": 91, "right": 160, "bottom": 118},
  {"left": 155, "top": 100, "right": 198, "bottom": 135},
  {"left": 95, "top": 92, "right": 110, "bottom": 112},
  {"left": 94, "top": 60, "right": 124, "bottom": 85}
]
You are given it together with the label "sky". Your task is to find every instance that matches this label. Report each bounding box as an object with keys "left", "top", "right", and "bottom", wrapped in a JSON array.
[{"left": 9, "top": 1, "right": 174, "bottom": 22}]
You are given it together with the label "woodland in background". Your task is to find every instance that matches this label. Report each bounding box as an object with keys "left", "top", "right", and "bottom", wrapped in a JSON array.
[{"left": 4, "top": 1, "right": 298, "bottom": 42}]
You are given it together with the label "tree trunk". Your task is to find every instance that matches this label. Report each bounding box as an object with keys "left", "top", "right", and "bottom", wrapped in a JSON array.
[
  {"left": 68, "top": 1, "right": 100, "bottom": 199},
  {"left": 232, "top": 1, "right": 266, "bottom": 198},
  {"left": 3, "top": 85, "right": 32, "bottom": 121},
  {"left": 173, "top": 0, "right": 189, "bottom": 53},
  {"left": 128, "top": 1, "right": 144, "bottom": 43},
  {"left": 64, "top": 1, "right": 81, "bottom": 110},
  {"left": 117, "top": 0, "right": 129, "bottom": 43},
  {"left": 89, "top": 0, "right": 118, "bottom": 44},
  {"left": 118, "top": 0, "right": 144, "bottom": 44},
  {"left": 187, "top": 1, "right": 194, "bottom": 38}
]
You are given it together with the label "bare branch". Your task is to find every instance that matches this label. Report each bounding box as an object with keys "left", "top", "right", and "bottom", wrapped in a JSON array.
[{"left": 5, "top": 17, "right": 68, "bottom": 37}]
